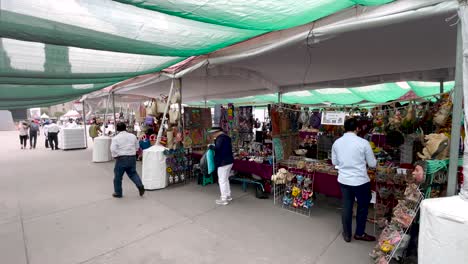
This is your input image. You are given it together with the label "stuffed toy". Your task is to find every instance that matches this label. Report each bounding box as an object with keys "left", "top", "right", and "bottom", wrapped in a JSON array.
[
  {"left": 372, "top": 111, "right": 385, "bottom": 133},
  {"left": 433, "top": 95, "right": 452, "bottom": 127},
  {"left": 401, "top": 102, "right": 416, "bottom": 131},
  {"left": 271, "top": 168, "right": 291, "bottom": 184},
  {"left": 417, "top": 133, "right": 449, "bottom": 160},
  {"left": 388, "top": 109, "right": 402, "bottom": 131}
]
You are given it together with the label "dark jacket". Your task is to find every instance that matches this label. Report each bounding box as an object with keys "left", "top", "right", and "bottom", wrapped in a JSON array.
[{"left": 214, "top": 133, "right": 234, "bottom": 167}]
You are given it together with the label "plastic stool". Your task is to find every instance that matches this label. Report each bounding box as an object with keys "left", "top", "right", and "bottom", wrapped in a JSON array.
[{"left": 202, "top": 173, "right": 214, "bottom": 186}]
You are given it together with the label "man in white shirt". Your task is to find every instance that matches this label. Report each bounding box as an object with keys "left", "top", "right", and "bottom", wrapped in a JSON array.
[
  {"left": 110, "top": 122, "right": 145, "bottom": 198},
  {"left": 47, "top": 121, "right": 61, "bottom": 150},
  {"left": 332, "top": 118, "right": 377, "bottom": 243}
]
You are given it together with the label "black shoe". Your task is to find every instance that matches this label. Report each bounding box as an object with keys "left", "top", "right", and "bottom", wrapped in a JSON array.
[
  {"left": 112, "top": 193, "right": 122, "bottom": 198},
  {"left": 342, "top": 232, "right": 351, "bottom": 243},
  {"left": 354, "top": 233, "right": 376, "bottom": 242},
  {"left": 138, "top": 186, "right": 145, "bottom": 197}
]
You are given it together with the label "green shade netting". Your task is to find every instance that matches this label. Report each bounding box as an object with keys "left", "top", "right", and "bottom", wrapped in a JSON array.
[
  {"left": 0, "top": 0, "right": 264, "bottom": 57},
  {"left": 408, "top": 81, "right": 455, "bottom": 97},
  {"left": 349, "top": 83, "right": 410, "bottom": 103},
  {"left": 1, "top": 96, "right": 80, "bottom": 110},
  {"left": 0, "top": 38, "right": 185, "bottom": 82},
  {"left": 0, "top": 0, "right": 393, "bottom": 109},
  {"left": 114, "top": 0, "right": 393, "bottom": 31},
  {"left": 0, "top": 83, "right": 113, "bottom": 100},
  {"left": 186, "top": 81, "right": 454, "bottom": 106}
]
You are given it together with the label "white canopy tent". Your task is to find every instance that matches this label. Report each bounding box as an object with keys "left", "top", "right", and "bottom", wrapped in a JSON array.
[
  {"left": 105, "top": 0, "right": 467, "bottom": 195},
  {"left": 62, "top": 110, "right": 81, "bottom": 119},
  {"left": 112, "top": 0, "right": 458, "bottom": 103},
  {"left": 40, "top": 113, "right": 49, "bottom": 119}
]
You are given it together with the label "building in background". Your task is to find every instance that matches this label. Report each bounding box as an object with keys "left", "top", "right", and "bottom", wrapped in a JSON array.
[{"left": 46, "top": 101, "right": 75, "bottom": 119}]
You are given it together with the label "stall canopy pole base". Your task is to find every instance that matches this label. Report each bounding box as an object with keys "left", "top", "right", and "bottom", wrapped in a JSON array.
[
  {"left": 447, "top": 22, "right": 463, "bottom": 196},
  {"left": 156, "top": 78, "right": 175, "bottom": 145}
]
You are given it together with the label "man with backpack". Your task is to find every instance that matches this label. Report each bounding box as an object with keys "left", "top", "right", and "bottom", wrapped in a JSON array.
[{"left": 29, "top": 120, "right": 40, "bottom": 149}]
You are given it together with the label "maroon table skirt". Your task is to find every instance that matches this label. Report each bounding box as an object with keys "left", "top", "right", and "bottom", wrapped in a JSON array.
[
  {"left": 191, "top": 152, "right": 273, "bottom": 180},
  {"left": 313, "top": 171, "right": 342, "bottom": 199}
]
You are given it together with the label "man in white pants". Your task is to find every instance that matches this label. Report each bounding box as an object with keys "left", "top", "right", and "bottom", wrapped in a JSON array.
[{"left": 208, "top": 127, "right": 234, "bottom": 205}]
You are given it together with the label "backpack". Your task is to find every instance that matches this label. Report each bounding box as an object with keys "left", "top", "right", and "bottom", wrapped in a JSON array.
[
  {"left": 200, "top": 152, "right": 209, "bottom": 176},
  {"left": 30, "top": 123, "right": 39, "bottom": 132}
]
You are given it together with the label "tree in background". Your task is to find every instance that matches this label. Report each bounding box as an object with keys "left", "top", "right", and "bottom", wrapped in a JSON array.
[{"left": 53, "top": 111, "right": 64, "bottom": 119}]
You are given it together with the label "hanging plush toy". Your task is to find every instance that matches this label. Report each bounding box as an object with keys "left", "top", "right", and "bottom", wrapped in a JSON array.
[
  {"left": 388, "top": 108, "right": 403, "bottom": 131},
  {"left": 373, "top": 111, "right": 385, "bottom": 133},
  {"left": 299, "top": 108, "right": 310, "bottom": 130},
  {"left": 417, "top": 133, "right": 450, "bottom": 160},
  {"left": 433, "top": 94, "right": 453, "bottom": 127},
  {"left": 401, "top": 102, "right": 416, "bottom": 131}
]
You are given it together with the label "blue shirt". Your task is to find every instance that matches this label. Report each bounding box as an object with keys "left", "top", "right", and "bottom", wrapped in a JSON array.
[{"left": 332, "top": 132, "right": 377, "bottom": 186}]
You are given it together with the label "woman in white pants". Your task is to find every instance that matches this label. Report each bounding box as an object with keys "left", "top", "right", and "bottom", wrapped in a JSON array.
[{"left": 208, "top": 127, "right": 234, "bottom": 205}]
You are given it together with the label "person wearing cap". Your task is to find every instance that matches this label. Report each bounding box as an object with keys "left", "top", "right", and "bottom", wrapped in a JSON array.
[
  {"left": 110, "top": 122, "right": 145, "bottom": 198},
  {"left": 208, "top": 127, "right": 234, "bottom": 205}
]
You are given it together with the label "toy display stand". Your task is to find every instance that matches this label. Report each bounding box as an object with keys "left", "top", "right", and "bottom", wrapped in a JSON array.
[
  {"left": 92, "top": 136, "right": 112, "bottom": 162},
  {"left": 142, "top": 145, "right": 168, "bottom": 190},
  {"left": 419, "top": 196, "right": 468, "bottom": 264},
  {"left": 273, "top": 156, "right": 315, "bottom": 217}
]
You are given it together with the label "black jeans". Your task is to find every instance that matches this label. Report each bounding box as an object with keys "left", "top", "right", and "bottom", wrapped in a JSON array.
[
  {"left": 30, "top": 133, "right": 37, "bottom": 148},
  {"left": 114, "top": 156, "right": 143, "bottom": 196},
  {"left": 48, "top": 132, "right": 59, "bottom": 150},
  {"left": 340, "top": 182, "right": 371, "bottom": 237},
  {"left": 19, "top": 135, "right": 28, "bottom": 147}
]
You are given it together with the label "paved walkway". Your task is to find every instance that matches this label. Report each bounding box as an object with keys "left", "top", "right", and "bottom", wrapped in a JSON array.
[{"left": 0, "top": 131, "right": 374, "bottom": 264}]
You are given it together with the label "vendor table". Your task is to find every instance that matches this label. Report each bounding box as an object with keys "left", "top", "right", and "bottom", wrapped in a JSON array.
[
  {"left": 192, "top": 152, "right": 342, "bottom": 198},
  {"left": 192, "top": 152, "right": 273, "bottom": 180}
]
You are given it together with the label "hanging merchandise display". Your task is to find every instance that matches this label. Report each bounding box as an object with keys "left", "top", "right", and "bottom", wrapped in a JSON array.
[
  {"left": 267, "top": 91, "right": 457, "bottom": 221},
  {"left": 370, "top": 160, "right": 449, "bottom": 263},
  {"left": 163, "top": 146, "right": 193, "bottom": 186},
  {"left": 183, "top": 107, "right": 212, "bottom": 148}
]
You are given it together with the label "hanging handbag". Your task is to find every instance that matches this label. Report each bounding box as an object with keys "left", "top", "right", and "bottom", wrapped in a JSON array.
[
  {"left": 145, "top": 99, "right": 158, "bottom": 116},
  {"left": 156, "top": 94, "right": 168, "bottom": 113},
  {"left": 169, "top": 109, "right": 180, "bottom": 124}
]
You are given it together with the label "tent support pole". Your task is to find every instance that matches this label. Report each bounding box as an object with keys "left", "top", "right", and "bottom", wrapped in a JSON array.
[
  {"left": 103, "top": 93, "right": 111, "bottom": 126},
  {"left": 440, "top": 80, "right": 444, "bottom": 94},
  {"left": 112, "top": 92, "right": 116, "bottom": 126},
  {"left": 156, "top": 79, "right": 175, "bottom": 145},
  {"left": 82, "top": 101, "right": 88, "bottom": 149},
  {"left": 178, "top": 78, "right": 183, "bottom": 129},
  {"left": 447, "top": 23, "right": 463, "bottom": 196}
]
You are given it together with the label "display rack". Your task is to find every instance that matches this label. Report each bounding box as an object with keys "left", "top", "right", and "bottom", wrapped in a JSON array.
[{"left": 273, "top": 156, "right": 315, "bottom": 216}]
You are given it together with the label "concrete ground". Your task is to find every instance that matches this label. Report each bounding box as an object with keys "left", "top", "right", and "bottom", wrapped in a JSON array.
[{"left": 0, "top": 131, "right": 375, "bottom": 264}]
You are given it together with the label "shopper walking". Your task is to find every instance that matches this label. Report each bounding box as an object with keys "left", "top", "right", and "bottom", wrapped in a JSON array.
[
  {"left": 43, "top": 121, "right": 50, "bottom": 148},
  {"left": 110, "top": 122, "right": 145, "bottom": 198},
  {"left": 332, "top": 118, "right": 377, "bottom": 243},
  {"left": 208, "top": 127, "right": 234, "bottom": 205},
  {"left": 29, "top": 120, "right": 40, "bottom": 149},
  {"left": 47, "top": 121, "right": 61, "bottom": 150},
  {"left": 18, "top": 121, "right": 29, "bottom": 149}
]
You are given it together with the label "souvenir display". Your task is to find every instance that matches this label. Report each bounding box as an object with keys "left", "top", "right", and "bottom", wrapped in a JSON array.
[
  {"left": 276, "top": 167, "right": 314, "bottom": 211},
  {"left": 163, "top": 146, "right": 193, "bottom": 186}
]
